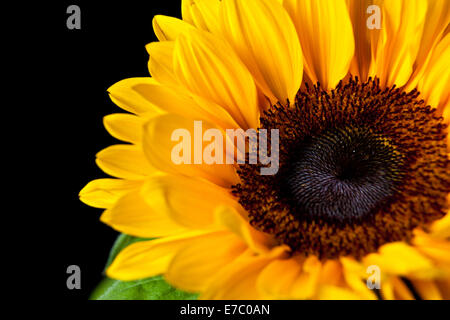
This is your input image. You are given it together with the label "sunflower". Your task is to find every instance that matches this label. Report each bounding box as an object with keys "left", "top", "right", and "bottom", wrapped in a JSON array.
[{"left": 80, "top": 0, "right": 450, "bottom": 300}]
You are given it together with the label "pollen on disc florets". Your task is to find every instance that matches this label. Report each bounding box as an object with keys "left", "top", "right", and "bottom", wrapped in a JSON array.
[{"left": 232, "top": 77, "right": 450, "bottom": 260}]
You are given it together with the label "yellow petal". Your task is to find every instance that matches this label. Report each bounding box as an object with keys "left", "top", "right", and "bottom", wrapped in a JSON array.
[
  {"left": 165, "top": 232, "right": 247, "bottom": 292},
  {"left": 200, "top": 247, "right": 286, "bottom": 299},
  {"left": 284, "top": 0, "right": 353, "bottom": 90},
  {"left": 290, "top": 256, "right": 324, "bottom": 299},
  {"left": 96, "top": 144, "right": 156, "bottom": 180},
  {"left": 258, "top": 256, "right": 322, "bottom": 299},
  {"left": 182, "top": 0, "right": 195, "bottom": 24},
  {"left": 406, "top": 0, "right": 450, "bottom": 89},
  {"left": 430, "top": 208, "right": 450, "bottom": 239},
  {"left": 201, "top": 257, "right": 268, "bottom": 299},
  {"left": 257, "top": 258, "right": 303, "bottom": 299},
  {"left": 214, "top": 206, "right": 280, "bottom": 254},
  {"left": 381, "top": 276, "right": 414, "bottom": 300},
  {"left": 416, "top": 33, "right": 450, "bottom": 112},
  {"left": 412, "top": 279, "right": 443, "bottom": 300},
  {"left": 79, "top": 178, "right": 142, "bottom": 209},
  {"left": 380, "top": 276, "right": 395, "bottom": 300},
  {"left": 363, "top": 242, "right": 437, "bottom": 278},
  {"left": 319, "top": 260, "right": 344, "bottom": 286},
  {"left": 340, "top": 257, "right": 378, "bottom": 299},
  {"left": 173, "top": 29, "right": 259, "bottom": 129},
  {"left": 143, "top": 113, "right": 239, "bottom": 187},
  {"left": 369, "top": 0, "right": 427, "bottom": 87},
  {"left": 315, "top": 285, "right": 364, "bottom": 300},
  {"left": 101, "top": 190, "right": 188, "bottom": 238},
  {"left": 436, "top": 278, "right": 450, "bottom": 299},
  {"left": 103, "top": 113, "right": 144, "bottom": 144},
  {"left": 347, "top": 0, "right": 380, "bottom": 81},
  {"left": 152, "top": 15, "right": 195, "bottom": 41},
  {"left": 146, "top": 41, "right": 179, "bottom": 87},
  {"left": 415, "top": 0, "right": 450, "bottom": 66},
  {"left": 412, "top": 229, "right": 450, "bottom": 266},
  {"left": 107, "top": 78, "right": 163, "bottom": 116},
  {"left": 107, "top": 230, "right": 221, "bottom": 281},
  {"left": 221, "top": 0, "right": 303, "bottom": 102},
  {"left": 182, "top": 0, "right": 222, "bottom": 34},
  {"left": 392, "top": 277, "right": 415, "bottom": 300},
  {"left": 131, "top": 80, "right": 240, "bottom": 130},
  {"left": 141, "top": 174, "right": 241, "bottom": 228}
]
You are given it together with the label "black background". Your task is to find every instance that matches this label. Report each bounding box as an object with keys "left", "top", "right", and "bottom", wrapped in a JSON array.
[{"left": 48, "top": 1, "right": 180, "bottom": 300}]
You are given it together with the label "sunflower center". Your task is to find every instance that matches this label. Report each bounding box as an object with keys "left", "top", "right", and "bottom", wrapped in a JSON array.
[
  {"left": 286, "top": 126, "right": 403, "bottom": 222},
  {"left": 232, "top": 77, "right": 450, "bottom": 259}
]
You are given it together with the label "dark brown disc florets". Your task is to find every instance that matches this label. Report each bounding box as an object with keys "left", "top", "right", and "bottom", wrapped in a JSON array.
[{"left": 232, "top": 77, "right": 450, "bottom": 260}]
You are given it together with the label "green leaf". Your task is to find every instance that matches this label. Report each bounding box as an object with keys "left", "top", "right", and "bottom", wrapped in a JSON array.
[
  {"left": 104, "top": 233, "right": 151, "bottom": 270},
  {"left": 91, "top": 233, "right": 199, "bottom": 300},
  {"left": 90, "top": 276, "right": 199, "bottom": 300}
]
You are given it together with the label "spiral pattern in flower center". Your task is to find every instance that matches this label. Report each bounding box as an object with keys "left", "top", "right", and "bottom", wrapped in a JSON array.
[{"left": 286, "top": 126, "right": 404, "bottom": 223}]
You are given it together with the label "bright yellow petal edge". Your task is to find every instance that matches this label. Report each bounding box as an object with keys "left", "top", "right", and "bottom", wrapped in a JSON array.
[{"left": 80, "top": 0, "right": 450, "bottom": 300}]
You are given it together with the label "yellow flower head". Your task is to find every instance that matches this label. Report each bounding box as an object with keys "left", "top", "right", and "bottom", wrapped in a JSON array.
[{"left": 80, "top": 0, "right": 450, "bottom": 300}]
